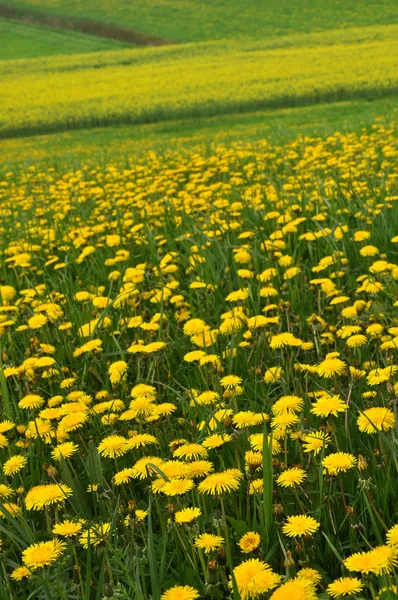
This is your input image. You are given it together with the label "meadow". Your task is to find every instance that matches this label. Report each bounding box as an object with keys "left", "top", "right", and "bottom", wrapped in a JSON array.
[
  {"left": 0, "top": 122, "right": 398, "bottom": 600},
  {"left": 1, "top": 0, "right": 398, "bottom": 598},
  {"left": 2, "top": 0, "right": 398, "bottom": 42},
  {"left": 0, "top": 18, "right": 127, "bottom": 60}
]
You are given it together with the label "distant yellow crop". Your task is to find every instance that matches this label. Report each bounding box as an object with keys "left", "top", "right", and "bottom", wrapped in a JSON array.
[{"left": 1, "top": 24, "right": 397, "bottom": 137}]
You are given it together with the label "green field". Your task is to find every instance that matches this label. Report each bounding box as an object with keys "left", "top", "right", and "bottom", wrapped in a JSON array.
[
  {"left": 0, "top": 18, "right": 128, "bottom": 60},
  {"left": 2, "top": 0, "right": 398, "bottom": 41}
]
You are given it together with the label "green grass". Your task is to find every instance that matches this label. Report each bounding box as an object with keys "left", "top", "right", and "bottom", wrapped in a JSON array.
[
  {"left": 1, "top": 95, "right": 397, "bottom": 171},
  {"left": 2, "top": 0, "right": 398, "bottom": 42},
  {"left": 0, "top": 18, "right": 129, "bottom": 60},
  {"left": 1, "top": 24, "right": 397, "bottom": 138}
]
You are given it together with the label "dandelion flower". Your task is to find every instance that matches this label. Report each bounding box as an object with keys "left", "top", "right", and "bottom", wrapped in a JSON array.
[
  {"left": 51, "top": 441, "right": 79, "bottom": 461},
  {"left": 18, "top": 394, "right": 44, "bottom": 410},
  {"left": 232, "top": 558, "right": 281, "bottom": 599},
  {"left": 357, "top": 407, "right": 395, "bottom": 434},
  {"left": 277, "top": 468, "right": 306, "bottom": 488},
  {"left": 53, "top": 520, "right": 83, "bottom": 537},
  {"left": 97, "top": 435, "right": 129, "bottom": 458},
  {"left": 10, "top": 566, "right": 31, "bottom": 580},
  {"left": 317, "top": 357, "right": 346, "bottom": 378},
  {"left": 387, "top": 524, "right": 398, "bottom": 546},
  {"left": 161, "top": 586, "right": 199, "bottom": 600},
  {"left": 310, "top": 394, "right": 346, "bottom": 418},
  {"left": 3, "top": 455, "right": 27, "bottom": 476},
  {"left": 238, "top": 532, "right": 261, "bottom": 553},
  {"left": 272, "top": 395, "right": 304, "bottom": 415},
  {"left": 220, "top": 375, "right": 242, "bottom": 389},
  {"left": 22, "top": 540, "right": 66, "bottom": 570},
  {"left": 79, "top": 523, "right": 111, "bottom": 548},
  {"left": 173, "top": 443, "right": 208, "bottom": 460},
  {"left": 161, "top": 479, "right": 195, "bottom": 496},
  {"left": 264, "top": 367, "right": 282, "bottom": 384},
  {"left": 108, "top": 360, "right": 127, "bottom": 384},
  {"left": 282, "top": 515, "right": 320, "bottom": 537},
  {"left": 302, "top": 431, "right": 330, "bottom": 455},
  {"left": 194, "top": 533, "right": 224, "bottom": 553},
  {"left": 327, "top": 577, "right": 364, "bottom": 597},
  {"left": 198, "top": 469, "right": 243, "bottom": 496},
  {"left": 344, "top": 545, "right": 398, "bottom": 575},
  {"left": 25, "top": 484, "right": 73, "bottom": 510},
  {"left": 322, "top": 452, "right": 357, "bottom": 475},
  {"left": 270, "top": 577, "right": 317, "bottom": 600},
  {"left": 269, "top": 332, "right": 302, "bottom": 349},
  {"left": 175, "top": 507, "right": 202, "bottom": 524}
]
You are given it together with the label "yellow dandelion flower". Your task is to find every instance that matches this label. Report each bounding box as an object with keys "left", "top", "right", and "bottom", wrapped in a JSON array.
[
  {"left": 25, "top": 484, "right": 73, "bottom": 510},
  {"left": 97, "top": 435, "right": 129, "bottom": 458},
  {"left": 53, "top": 520, "right": 83, "bottom": 537},
  {"left": 282, "top": 515, "right": 320, "bottom": 537},
  {"left": 270, "top": 577, "right": 317, "bottom": 600},
  {"left": 233, "top": 558, "right": 281, "bottom": 599},
  {"left": 238, "top": 531, "right": 261, "bottom": 553},
  {"left": 198, "top": 469, "right": 243, "bottom": 496},
  {"left": 277, "top": 467, "right": 306, "bottom": 488},
  {"left": 327, "top": 577, "right": 364, "bottom": 597},
  {"left": 317, "top": 357, "right": 346, "bottom": 378},
  {"left": 322, "top": 452, "right": 357, "bottom": 475},
  {"left": 194, "top": 533, "right": 224, "bottom": 553},
  {"left": 161, "top": 585, "right": 199, "bottom": 600},
  {"left": 357, "top": 407, "right": 395, "bottom": 434},
  {"left": 175, "top": 507, "right": 202, "bottom": 524},
  {"left": 22, "top": 540, "right": 66, "bottom": 571},
  {"left": 79, "top": 523, "right": 111, "bottom": 548},
  {"left": 3, "top": 455, "right": 27, "bottom": 476}
]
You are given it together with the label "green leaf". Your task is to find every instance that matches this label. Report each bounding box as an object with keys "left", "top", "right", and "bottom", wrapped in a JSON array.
[
  {"left": 148, "top": 492, "right": 160, "bottom": 600},
  {"left": 59, "top": 457, "right": 91, "bottom": 517},
  {"left": 85, "top": 441, "right": 103, "bottom": 485},
  {"left": 262, "top": 423, "right": 273, "bottom": 546},
  {"left": 379, "top": 591, "right": 398, "bottom": 600},
  {"left": 226, "top": 517, "right": 249, "bottom": 537}
]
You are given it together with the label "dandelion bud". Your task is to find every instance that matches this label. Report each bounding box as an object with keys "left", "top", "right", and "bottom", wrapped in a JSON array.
[
  {"left": 357, "top": 455, "right": 368, "bottom": 471},
  {"left": 283, "top": 551, "right": 295, "bottom": 569}
]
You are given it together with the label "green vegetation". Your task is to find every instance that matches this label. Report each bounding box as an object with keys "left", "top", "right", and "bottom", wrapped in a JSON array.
[
  {"left": 2, "top": 95, "right": 397, "bottom": 171},
  {"left": 2, "top": 0, "right": 398, "bottom": 42},
  {"left": 1, "top": 24, "right": 397, "bottom": 138},
  {"left": 0, "top": 18, "right": 128, "bottom": 60}
]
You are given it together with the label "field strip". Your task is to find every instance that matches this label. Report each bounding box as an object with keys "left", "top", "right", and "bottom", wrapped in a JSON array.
[
  {"left": 0, "top": 2, "right": 171, "bottom": 46},
  {"left": 0, "top": 25, "right": 397, "bottom": 139}
]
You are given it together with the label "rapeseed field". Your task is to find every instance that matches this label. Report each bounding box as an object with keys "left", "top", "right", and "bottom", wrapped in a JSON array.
[
  {"left": 0, "top": 124, "right": 398, "bottom": 598},
  {"left": 1, "top": 24, "right": 398, "bottom": 138}
]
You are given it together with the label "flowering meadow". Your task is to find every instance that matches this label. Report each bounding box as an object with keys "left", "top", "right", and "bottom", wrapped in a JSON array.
[{"left": 0, "top": 122, "right": 396, "bottom": 599}]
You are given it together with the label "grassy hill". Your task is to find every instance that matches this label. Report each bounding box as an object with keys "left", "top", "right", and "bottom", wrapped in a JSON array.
[
  {"left": 2, "top": 0, "right": 398, "bottom": 42},
  {"left": 0, "top": 18, "right": 128, "bottom": 60}
]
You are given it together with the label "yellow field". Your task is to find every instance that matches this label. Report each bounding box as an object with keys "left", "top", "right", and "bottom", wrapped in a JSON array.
[{"left": 1, "top": 24, "right": 397, "bottom": 137}]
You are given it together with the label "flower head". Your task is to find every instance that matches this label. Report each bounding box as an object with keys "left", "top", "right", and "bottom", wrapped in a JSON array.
[
  {"left": 22, "top": 540, "right": 66, "bottom": 570},
  {"left": 282, "top": 515, "right": 320, "bottom": 537},
  {"left": 327, "top": 577, "right": 364, "bottom": 597},
  {"left": 238, "top": 531, "right": 261, "bottom": 553},
  {"left": 194, "top": 533, "right": 224, "bottom": 553},
  {"left": 232, "top": 558, "right": 281, "bottom": 599}
]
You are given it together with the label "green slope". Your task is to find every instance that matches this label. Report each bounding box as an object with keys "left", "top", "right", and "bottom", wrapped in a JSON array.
[
  {"left": 2, "top": 0, "right": 398, "bottom": 42},
  {"left": 0, "top": 18, "right": 129, "bottom": 59}
]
